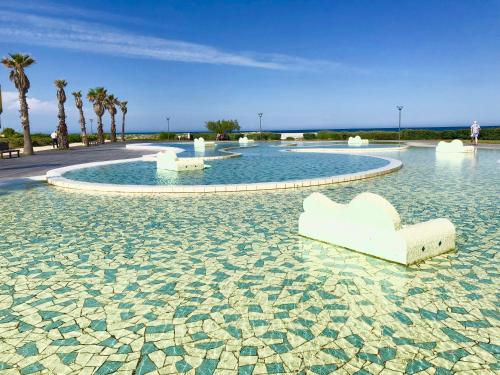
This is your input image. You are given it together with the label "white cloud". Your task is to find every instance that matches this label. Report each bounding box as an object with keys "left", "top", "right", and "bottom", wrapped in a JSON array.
[
  {"left": 2, "top": 91, "right": 57, "bottom": 113},
  {"left": 0, "top": 8, "right": 345, "bottom": 72}
]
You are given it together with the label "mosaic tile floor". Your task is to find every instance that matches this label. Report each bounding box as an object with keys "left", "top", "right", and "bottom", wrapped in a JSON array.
[{"left": 0, "top": 147, "right": 498, "bottom": 374}]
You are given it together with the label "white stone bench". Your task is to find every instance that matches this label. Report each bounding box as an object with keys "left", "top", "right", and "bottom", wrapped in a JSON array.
[
  {"left": 194, "top": 137, "right": 215, "bottom": 149},
  {"left": 298, "top": 192, "right": 455, "bottom": 265},
  {"left": 348, "top": 135, "right": 369, "bottom": 146},
  {"left": 436, "top": 139, "right": 474, "bottom": 153},
  {"left": 156, "top": 151, "right": 205, "bottom": 171},
  {"left": 238, "top": 136, "right": 255, "bottom": 144}
]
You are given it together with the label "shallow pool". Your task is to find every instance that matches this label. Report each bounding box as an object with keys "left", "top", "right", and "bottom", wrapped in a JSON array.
[
  {"left": 0, "top": 146, "right": 498, "bottom": 374},
  {"left": 63, "top": 143, "right": 390, "bottom": 185}
]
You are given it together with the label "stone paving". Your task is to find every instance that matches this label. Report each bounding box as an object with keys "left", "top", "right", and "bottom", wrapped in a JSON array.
[{"left": 0, "top": 146, "right": 498, "bottom": 374}]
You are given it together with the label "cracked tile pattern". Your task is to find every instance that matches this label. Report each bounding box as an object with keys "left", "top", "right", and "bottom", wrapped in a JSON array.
[{"left": 0, "top": 147, "right": 498, "bottom": 374}]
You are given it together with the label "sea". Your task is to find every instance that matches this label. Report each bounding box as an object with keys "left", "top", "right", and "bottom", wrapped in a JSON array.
[{"left": 127, "top": 125, "right": 498, "bottom": 135}]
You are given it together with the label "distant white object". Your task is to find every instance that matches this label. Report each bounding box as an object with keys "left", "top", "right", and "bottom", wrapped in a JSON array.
[
  {"left": 348, "top": 136, "right": 369, "bottom": 145},
  {"left": 436, "top": 139, "right": 474, "bottom": 153},
  {"left": 298, "top": 192, "right": 455, "bottom": 265},
  {"left": 193, "top": 137, "right": 216, "bottom": 149},
  {"left": 238, "top": 136, "right": 255, "bottom": 144},
  {"left": 156, "top": 151, "right": 205, "bottom": 171},
  {"left": 281, "top": 133, "right": 304, "bottom": 140}
]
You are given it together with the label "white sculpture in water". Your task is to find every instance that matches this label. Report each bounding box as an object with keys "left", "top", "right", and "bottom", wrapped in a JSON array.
[
  {"left": 436, "top": 139, "right": 474, "bottom": 153},
  {"left": 156, "top": 151, "right": 205, "bottom": 171},
  {"left": 238, "top": 136, "right": 255, "bottom": 144},
  {"left": 298, "top": 192, "right": 455, "bottom": 265},
  {"left": 194, "top": 137, "right": 215, "bottom": 149},
  {"left": 348, "top": 135, "right": 369, "bottom": 146}
]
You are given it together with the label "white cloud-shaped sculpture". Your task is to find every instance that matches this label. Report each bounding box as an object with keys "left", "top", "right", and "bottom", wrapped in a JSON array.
[
  {"left": 436, "top": 139, "right": 474, "bottom": 153},
  {"left": 298, "top": 192, "right": 455, "bottom": 265},
  {"left": 194, "top": 137, "right": 215, "bottom": 149},
  {"left": 156, "top": 151, "right": 205, "bottom": 171},
  {"left": 238, "top": 136, "right": 255, "bottom": 144},
  {"left": 348, "top": 135, "right": 369, "bottom": 146}
]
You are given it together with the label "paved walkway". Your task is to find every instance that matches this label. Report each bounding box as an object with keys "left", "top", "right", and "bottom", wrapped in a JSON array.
[{"left": 0, "top": 142, "right": 154, "bottom": 181}]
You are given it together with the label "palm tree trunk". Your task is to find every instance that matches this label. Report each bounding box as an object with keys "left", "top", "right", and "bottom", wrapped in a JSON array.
[
  {"left": 121, "top": 113, "right": 125, "bottom": 142},
  {"left": 79, "top": 108, "right": 88, "bottom": 146},
  {"left": 18, "top": 90, "right": 33, "bottom": 155},
  {"left": 57, "top": 100, "right": 69, "bottom": 149},
  {"left": 110, "top": 114, "right": 116, "bottom": 142},
  {"left": 97, "top": 115, "right": 104, "bottom": 144}
]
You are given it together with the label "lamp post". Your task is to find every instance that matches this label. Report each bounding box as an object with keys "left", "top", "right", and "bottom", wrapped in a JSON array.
[
  {"left": 166, "top": 117, "right": 170, "bottom": 140},
  {"left": 0, "top": 84, "right": 3, "bottom": 130},
  {"left": 258, "top": 113, "right": 263, "bottom": 140},
  {"left": 89, "top": 118, "right": 94, "bottom": 135},
  {"left": 396, "top": 106, "right": 403, "bottom": 145}
]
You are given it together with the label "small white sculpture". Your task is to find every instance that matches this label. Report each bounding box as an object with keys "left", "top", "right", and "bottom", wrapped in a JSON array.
[
  {"left": 298, "top": 192, "right": 455, "bottom": 265},
  {"left": 436, "top": 139, "right": 474, "bottom": 153},
  {"left": 348, "top": 135, "right": 369, "bottom": 146},
  {"left": 194, "top": 137, "right": 215, "bottom": 149},
  {"left": 238, "top": 136, "right": 255, "bottom": 144},
  {"left": 156, "top": 151, "right": 205, "bottom": 171}
]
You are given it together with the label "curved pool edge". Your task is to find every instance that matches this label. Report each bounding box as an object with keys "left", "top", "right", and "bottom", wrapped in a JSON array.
[{"left": 45, "top": 156, "right": 403, "bottom": 194}]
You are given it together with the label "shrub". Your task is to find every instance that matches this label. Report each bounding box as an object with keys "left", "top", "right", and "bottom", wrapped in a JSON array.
[
  {"left": 247, "top": 132, "right": 280, "bottom": 141},
  {"left": 7, "top": 135, "right": 24, "bottom": 148},
  {"left": 68, "top": 134, "right": 82, "bottom": 143},
  {"left": 303, "top": 133, "right": 317, "bottom": 140},
  {"left": 158, "top": 132, "right": 176, "bottom": 141},
  {"left": 31, "top": 133, "right": 52, "bottom": 146}
]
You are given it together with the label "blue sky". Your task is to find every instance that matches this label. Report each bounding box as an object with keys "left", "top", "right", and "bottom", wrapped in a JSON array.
[{"left": 0, "top": 0, "right": 499, "bottom": 133}]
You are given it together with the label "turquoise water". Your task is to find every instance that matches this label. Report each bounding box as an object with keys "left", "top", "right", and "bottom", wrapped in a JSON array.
[
  {"left": 0, "top": 146, "right": 498, "bottom": 374},
  {"left": 290, "top": 141, "right": 401, "bottom": 149},
  {"left": 158, "top": 142, "right": 230, "bottom": 157},
  {"left": 63, "top": 143, "right": 390, "bottom": 185}
]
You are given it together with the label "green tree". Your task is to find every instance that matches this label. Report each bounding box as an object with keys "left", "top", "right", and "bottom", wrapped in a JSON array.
[
  {"left": 1, "top": 127, "right": 18, "bottom": 138},
  {"left": 118, "top": 100, "right": 127, "bottom": 141},
  {"left": 54, "top": 79, "right": 69, "bottom": 149},
  {"left": 105, "top": 94, "right": 119, "bottom": 142},
  {"left": 72, "top": 91, "right": 89, "bottom": 146},
  {"left": 205, "top": 119, "right": 240, "bottom": 134},
  {"left": 1, "top": 53, "right": 35, "bottom": 155},
  {"left": 87, "top": 87, "right": 107, "bottom": 144}
]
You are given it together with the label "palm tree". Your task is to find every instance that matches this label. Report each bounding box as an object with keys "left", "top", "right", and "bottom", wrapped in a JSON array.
[
  {"left": 87, "top": 87, "right": 107, "bottom": 144},
  {"left": 54, "top": 79, "right": 69, "bottom": 149},
  {"left": 72, "top": 91, "right": 88, "bottom": 146},
  {"left": 105, "top": 94, "right": 119, "bottom": 142},
  {"left": 1, "top": 53, "right": 35, "bottom": 155},
  {"left": 119, "top": 100, "right": 128, "bottom": 141}
]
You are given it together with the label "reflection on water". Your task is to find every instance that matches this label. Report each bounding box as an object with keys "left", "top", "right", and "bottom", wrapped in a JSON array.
[{"left": 435, "top": 150, "right": 476, "bottom": 169}]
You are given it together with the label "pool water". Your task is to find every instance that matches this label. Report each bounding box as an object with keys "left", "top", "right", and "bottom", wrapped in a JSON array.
[
  {"left": 157, "top": 142, "right": 231, "bottom": 158},
  {"left": 291, "top": 141, "right": 402, "bottom": 149},
  {"left": 64, "top": 143, "right": 390, "bottom": 185},
  {"left": 0, "top": 147, "right": 498, "bottom": 374}
]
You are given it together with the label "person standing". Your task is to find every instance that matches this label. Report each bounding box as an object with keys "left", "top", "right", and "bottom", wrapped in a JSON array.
[
  {"left": 51, "top": 130, "right": 58, "bottom": 148},
  {"left": 470, "top": 120, "right": 480, "bottom": 146}
]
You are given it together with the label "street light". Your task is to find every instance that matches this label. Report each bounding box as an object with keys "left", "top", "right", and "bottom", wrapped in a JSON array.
[
  {"left": 89, "top": 118, "right": 94, "bottom": 135},
  {"left": 0, "top": 84, "right": 3, "bottom": 130},
  {"left": 258, "top": 113, "right": 263, "bottom": 140},
  {"left": 166, "top": 117, "right": 170, "bottom": 140},
  {"left": 396, "top": 106, "right": 404, "bottom": 145}
]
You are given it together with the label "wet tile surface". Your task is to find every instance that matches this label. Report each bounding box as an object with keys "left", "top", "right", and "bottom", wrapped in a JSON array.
[{"left": 0, "top": 147, "right": 498, "bottom": 374}]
